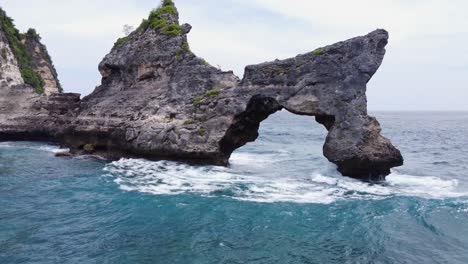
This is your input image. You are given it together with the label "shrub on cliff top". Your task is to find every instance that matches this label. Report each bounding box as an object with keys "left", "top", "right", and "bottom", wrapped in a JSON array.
[
  {"left": 138, "top": 0, "right": 182, "bottom": 36},
  {"left": 25, "top": 28, "right": 41, "bottom": 40},
  {"left": 113, "top": 0, "right": 182, "bottom": 49},
  {"left": 0, "top": 8, "right": 45, "bottom": 94},
  {"left": 311, "top": 48, "right": 324, "bottom": 56},
  {"left": 113, "top": 36, "right": 129, "bottom": 49}
]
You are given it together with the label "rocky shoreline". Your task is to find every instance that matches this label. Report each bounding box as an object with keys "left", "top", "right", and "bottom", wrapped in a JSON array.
[{"left": 0, "top": 1, "right": 403, "bottom": 180}]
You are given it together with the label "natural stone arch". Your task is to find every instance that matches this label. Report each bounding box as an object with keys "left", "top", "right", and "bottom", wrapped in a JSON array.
[
  {"left": 214, "top": 29, "right": 403, "bottom": 180},
  {"left": 219, "top": 93, "right": 401, "bottom": 180}
]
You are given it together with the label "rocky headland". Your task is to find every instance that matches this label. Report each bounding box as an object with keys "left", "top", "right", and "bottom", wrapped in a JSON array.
[{"left": 0, "top": 1, "right": 403, "bottom": 180}]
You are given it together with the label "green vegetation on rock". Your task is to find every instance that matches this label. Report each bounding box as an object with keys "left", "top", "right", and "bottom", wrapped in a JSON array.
[
  {"left": 25, "top": 28, "right": 40, "bottom": 39},
  {"left": 83, "top": 144, "right": 95, "bottom": 153},
  {"left": 160, "top": 24, "right": 182, "bottom": 36},
  {"left": 176, "top": 41, "right": 193, "bottom": 58},
  {"left": 193, "top": 96, "right": 204, "bottom": 107},
  {"left": 113, "top": 0, "right": 182, "bottom": 49},
  {"left": 139, "top": 0, "right": 182, "bottom": 36},
  {"left": 193, "top": 88, "right": 221, "bottom": 107},
  {"left": 183, "top": 119, "right": 196, "bottom": 125},
  {"left": 25, "top": 28, "right": 63, "bottom": 93},
  {"left": 113, "top": 36, "right": 129, "bottom": 49},
  {"left": 0, "top": 8, "right": 45, "bottom": 94},
  {"left": 21, "top": 68, "right": 44, "bottom": 94},
  {"left": 311, "top": 48, "right": 324, "bottom": 56},
  {"left": 205, "top": 88, "right": 220, "bottom": 97},
  {"left": 198, "top": 127, "right": 207, "bottom": 136}
]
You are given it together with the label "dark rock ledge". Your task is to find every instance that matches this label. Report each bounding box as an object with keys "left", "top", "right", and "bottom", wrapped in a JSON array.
[{"left": 0, "top": 1, "right": 403, "bottom": 180}]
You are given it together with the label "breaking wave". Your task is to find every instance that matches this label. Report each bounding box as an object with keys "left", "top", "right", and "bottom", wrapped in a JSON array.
[{"left": 104, "top": 153, "right": 468, "bottom": 204}]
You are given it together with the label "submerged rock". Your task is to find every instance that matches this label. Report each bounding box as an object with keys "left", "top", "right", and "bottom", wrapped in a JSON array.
[{"left": 0, "top": 1, "right": 403, "bottom": 180}]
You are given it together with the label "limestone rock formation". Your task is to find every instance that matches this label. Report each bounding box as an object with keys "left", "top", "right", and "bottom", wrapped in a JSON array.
[
  {"left": 0, "top": 21, "right": 23, "bottom": 87},
  {"left": 0, "top": 7, "right": 79, "bottom": 140},
  {"left": 0, "top": 1, "right": 404, "bottom": 180},
  {"left": 22, "top": 29, "right": 63, "bottom": 95},
  {"left": 0, "top": 8, "right": 62, "bottom": 94}
]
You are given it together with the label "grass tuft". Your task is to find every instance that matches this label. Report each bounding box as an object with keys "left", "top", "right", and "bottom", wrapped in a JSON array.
[
  {"left": 183, "top": 119, "right": 196, "bottom": 125},
  {"left": 311, "top": 48, "right": 324, "bottom": 56},
  {"left": 198, "top": 128, "right": 207, "bottom": 136},
  {"left": 205, "top": 88, "right": 220, "bottom": 97}
]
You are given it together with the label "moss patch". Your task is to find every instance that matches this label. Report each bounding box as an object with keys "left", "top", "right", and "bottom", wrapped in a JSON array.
[
  {"left": 83, "top": 144, "right": 95, "bottom": 153},
  {"left": 193, "top": 88, "right": 221, "bottom": 107},
  {"left": 311, "top": 48, "right": 324, "bottom": 56},
  {"left": 193, "top": 96, "right": 204, "bottom": 107},
  {"left": 176, "top": 41, "right": 193, "bottom": 58},
  {"left": 198, "top": 128, "right": 207, "bottom": 136},
  {"left": 183, "top": 119, "right": 196, "bottom": 125},
  {"left": 205, "top": 88, "right": 220, "bottom": 97}
]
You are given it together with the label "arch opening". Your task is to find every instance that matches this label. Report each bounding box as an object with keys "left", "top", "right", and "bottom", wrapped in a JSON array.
[
  {"left": 219, "top": 95, "right": 335, "bottom": 166},
  {"left": 226, "top": 107, "right": 332, "bottom": 175}
]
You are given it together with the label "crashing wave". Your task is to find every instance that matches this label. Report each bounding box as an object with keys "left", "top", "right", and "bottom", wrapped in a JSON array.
[{"left": 104, "top": 154, "right": 468, "bottom": 204}]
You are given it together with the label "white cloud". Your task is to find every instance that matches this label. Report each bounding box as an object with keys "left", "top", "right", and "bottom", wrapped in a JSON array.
[{"left": 241, "top": 0, "right": 468, "bottom": 41}]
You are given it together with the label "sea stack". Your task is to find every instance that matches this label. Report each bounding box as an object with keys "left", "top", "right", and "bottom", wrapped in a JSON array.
[{"left": 0, "top": 1, "right": 404, "bottom": 180}]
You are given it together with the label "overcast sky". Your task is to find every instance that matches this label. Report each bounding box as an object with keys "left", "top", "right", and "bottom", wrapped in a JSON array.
[{"left": 2, "top": 0, "right": 467, "bottom": 111}]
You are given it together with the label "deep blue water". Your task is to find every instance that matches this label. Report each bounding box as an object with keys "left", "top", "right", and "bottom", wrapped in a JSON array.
[{"left": 1, "top": 111, "right": 467, "bottom": 264}]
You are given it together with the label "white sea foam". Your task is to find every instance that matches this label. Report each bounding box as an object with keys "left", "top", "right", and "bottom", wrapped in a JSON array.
[
  {"left": 104, "top": 156, "right": 468, "bottom": 204},
  {"left": 229, "top": 151, "right": 290, "bottom": 167},
  {"left": 0, "top": 142, "right": 68, "bottom": 153},
  {"left": 37, "top": 145, "right": 69, "bottom": 153}
]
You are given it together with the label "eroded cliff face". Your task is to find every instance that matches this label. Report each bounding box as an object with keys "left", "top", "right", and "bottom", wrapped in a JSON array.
[
  {"left": 0, "top": 7, "right": 79, "bottom": 140},
  {"left": 23, "top": 30, "right": 62, "bottom": 95},
  {"left": 0, "top": 1, "right": 403, "bottom": 180},
  {"left": 0, "top": 8, "right": 61, "bottom": 95},
  {"left": 0, "top": 28, "right": 23, "bottom": 87}
]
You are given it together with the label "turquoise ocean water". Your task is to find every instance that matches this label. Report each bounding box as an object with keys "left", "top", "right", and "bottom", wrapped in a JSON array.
[{"left": 1, "top": 111, "right": 467, "bottom": 263}]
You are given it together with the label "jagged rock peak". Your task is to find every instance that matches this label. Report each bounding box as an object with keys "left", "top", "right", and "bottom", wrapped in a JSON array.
[
  {"left": 112, "top": 0, "right": 191, "bottom": 50},
  {"left": 92, "top": 0, "right": 233, "bottom": 106},
  {"left": 0, "top": 7, "right": 62, "bottom": 94}
]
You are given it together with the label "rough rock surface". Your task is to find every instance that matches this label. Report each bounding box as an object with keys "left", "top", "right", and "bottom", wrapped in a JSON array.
[
  {"left": 0, "top": 27, "right": 23, "bottom": 86},
  {"left": 0, "top": 8, "right": 62, "bottom": 94},
  {"left": 0, "top": 1, "right": 403, "bottom": 180},
  {"left": 23, "top": 31, "right": 62, "bottom": 95},
  {"left": 0, "top": 7, "right": 79, "bottom": 140}
]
